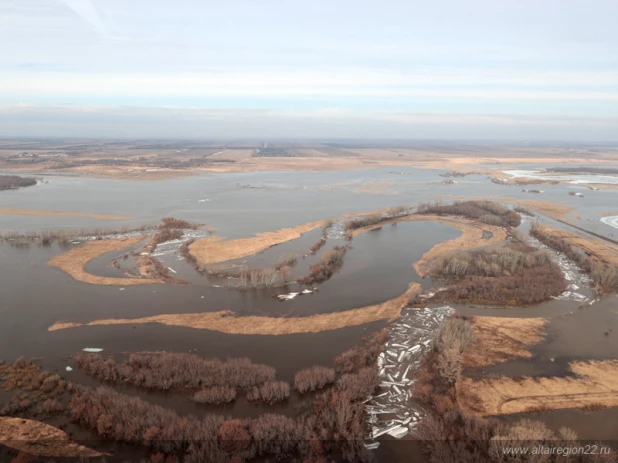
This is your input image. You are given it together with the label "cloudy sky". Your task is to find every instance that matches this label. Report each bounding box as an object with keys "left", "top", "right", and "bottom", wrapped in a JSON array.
[{"left": 1, "top": 0, "right": 617, "bottom": 140}]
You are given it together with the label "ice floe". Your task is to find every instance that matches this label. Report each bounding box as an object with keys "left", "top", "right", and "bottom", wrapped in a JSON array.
[
  {"left": 365, "top": 305, "right": 454, "bottom": 446},
  {"left": 276, "top": 288, "right": 318, "bottom": 301}
]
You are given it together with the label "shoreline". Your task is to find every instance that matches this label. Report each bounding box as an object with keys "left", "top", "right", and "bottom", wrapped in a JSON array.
[
  {"left": 48, "top": 283, "right": 421, "bottom": 334},
  {"left": 48, "top": 236, "right": 159, "bottom": 286}
]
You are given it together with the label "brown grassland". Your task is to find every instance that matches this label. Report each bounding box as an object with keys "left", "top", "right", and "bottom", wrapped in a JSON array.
[
  {"left": 461, "top": 316, "right": 548, "bottom": 369},
  {"left": 458, "top": 360, "right": 618, "bottom": 416},
  {"left": 188, "top": 220, "right": 324, "bottom": 264},
  {"left": 48, "top": 236, "right": 159, "bottom": 285},
  {"left": 0, "top": 207, "right": 130, "bottom": 220},
  {"left": 496, "top": 198, "right": 575, "bottom": 220},
  {"left": 0, "top": 416, "right": 103, "bottom": 458},
  {"left": 48, "top": 283, "right": 422, "bottom": 334}
]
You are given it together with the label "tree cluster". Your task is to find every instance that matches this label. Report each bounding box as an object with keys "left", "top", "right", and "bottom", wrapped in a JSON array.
[
  {"left": 426, "top": 243, "right": 567, "bottom": 305},
  {"left": 0, "top": 175, "right": 36, "bottom": 190},
  {"left": 417, "top": 200, "right": 521, "bottom": 228},
  {"left": 73, "top": 353, "right": 276, "bottom": 391}
]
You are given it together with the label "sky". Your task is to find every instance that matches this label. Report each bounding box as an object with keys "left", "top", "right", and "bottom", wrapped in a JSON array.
[{"left": 0, "top": 0, "right": 617, "bottom": 140}]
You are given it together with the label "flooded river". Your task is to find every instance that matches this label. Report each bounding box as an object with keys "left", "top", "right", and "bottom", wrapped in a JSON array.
[{"left": 1, "top": 166, "right": 618, "bottom": 460}]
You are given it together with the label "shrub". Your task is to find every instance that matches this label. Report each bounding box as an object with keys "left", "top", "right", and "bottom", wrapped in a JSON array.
[
  {"left": 294, "top": 366, "right": 336, "bottom": 393},
  {"left": 73, "top": 352, "right": 276, "bottom": 391},
  {"left": 246, "top": 381, "right": 290, "bottom": 404},
  {"left": 192, "top": 386, "right": 237, "bottom": 404}
]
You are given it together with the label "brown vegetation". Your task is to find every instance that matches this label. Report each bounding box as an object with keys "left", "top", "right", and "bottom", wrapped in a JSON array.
[
  {"left": 412, "top": 316, "right": 612, "bottom": 463},
  {"left": 205, "top": 265, "right": 291, "bottom": 288},
  {"left": 72, "top": 352, "right": 276, "bottom": 391},
  {"left": 49, "top": 283, "right": 421, "bottom": 335},
  {"left": 418, "top": 200, "right": 521, "bottom": 228},
  {"left": 300, "top": 246, "right": 347, "bottom": 285},
  {"left": 343, "top": 206, "right": 410, "bottom": 231},
  {"left": 461, "top": 316, "right": 548, "bottom": 369},
  {"left": 2, "top": 223, "right": 156, "bottom": 245},
  {"left": 531, "top": 223, "right": 618, "bottom": 293},
  {"left": 334, "top": 329, "right": 389, "bottom": 373},
  {"left": 0, "top": 417, "right": 103, "bottom": 458},
  {"left": 417, "top": 410, "right": 603, "bottom": 463},
  {"left": 0, "top": 358, "right": 68, "bottom": 417},
  {"left": 294, "top": 366, "right": 336, "bottom": 393},
  {"left": 498, "top": 198, "right": 575, "bottom": 220},
  {"left": 137, "top": 255, "right": 186, "bottom": 284},
  {"left": 274, "top": 253, "right": 299, "bottom": 270},
  {"left": 188, "top": 220, "right": 323, "bottom": 264},
  {"left": 61, "top": 326, "right": 386, "bottom": 462},
  {"left": 48, "top": 235, "right": 159, "bottom": 285},
  {"left": 0, "top": 175, "right": 36, "bottom": 190},
  {"left": 459, "top": 360, "right": 618, "bottom": 416},
  {"left": 192, "top": 386, "right": 237, "bottom": 405},
  {"left": 246, "top": 381, "right": 290, "bottom": 404},
  {"left": 150, "top": 217, "right": 199, "bottom": 250},
  {"left": 414, "top": 316, "right": 473, "bottom": 412},
  {"left": 424, "top": 243, "right": 567, "bottom": 305}
]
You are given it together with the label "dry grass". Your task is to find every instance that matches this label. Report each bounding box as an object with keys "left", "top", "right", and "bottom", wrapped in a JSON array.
[
  {"left": 0, "top": 416, "right": 104, "bottom": 458},
  {"left": 48, "top": 236, "right": 159, "bottom": 285},
  {"left": 461, "top": 316, "right": 548, "bottom": 369},
  {"left": 534, "top": 224, "right": 618, "bottom": 267},
  {"left": 497, "top": 198, "right": 575, "bottom": 220},
  {"left": 188, "top": 220, "right": 323, "bottom": 264},
  {"left": 459, "top": 360, "right": 618, "bottom": 416},
  {"left": 48, "top": 283, "right": 421, "bottom": 334},
  {"left": 0, "top": 207, "right": 129, "bottom": 220}
]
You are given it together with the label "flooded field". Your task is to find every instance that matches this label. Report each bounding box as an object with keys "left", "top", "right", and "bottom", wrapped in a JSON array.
[{"left": 1, "top": 166, "right": 618, "bottom": 461}]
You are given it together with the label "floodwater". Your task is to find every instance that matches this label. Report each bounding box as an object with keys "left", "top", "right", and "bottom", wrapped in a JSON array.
[{"left": 1, "top": 167, "right": 618, "bottom": 460}]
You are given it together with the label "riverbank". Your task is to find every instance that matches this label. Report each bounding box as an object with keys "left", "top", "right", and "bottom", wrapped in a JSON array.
[
  {"left": 48, "top": 236, "right": 159, "bottom": 285},
  {"left": 48, "top": 283, "right": 421, "bottom": 334}
]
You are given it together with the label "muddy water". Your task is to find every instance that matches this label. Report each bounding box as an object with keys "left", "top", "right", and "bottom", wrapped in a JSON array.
[{"left": 2, "top": 167, "right": 617, "bottom": 239}]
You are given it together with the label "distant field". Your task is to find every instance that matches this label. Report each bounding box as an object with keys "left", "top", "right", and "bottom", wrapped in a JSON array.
[{"left": 2, "top": 139, "right": 618, "bottom": 180}]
